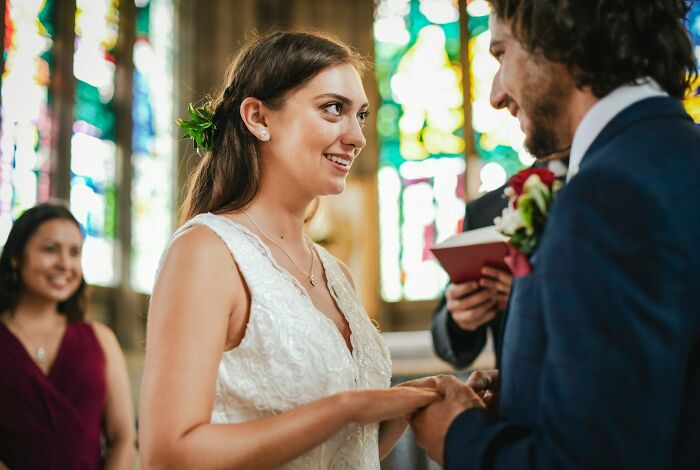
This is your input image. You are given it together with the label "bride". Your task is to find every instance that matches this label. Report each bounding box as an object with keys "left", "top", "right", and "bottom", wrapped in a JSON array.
[{"left": 138, "top": 30, "right": 438, "bottom": 469}]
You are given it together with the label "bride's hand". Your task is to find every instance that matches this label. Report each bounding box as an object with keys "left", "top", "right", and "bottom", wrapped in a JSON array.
[{"left": 341, "top": 387, "right": 440, "bottom": 425}]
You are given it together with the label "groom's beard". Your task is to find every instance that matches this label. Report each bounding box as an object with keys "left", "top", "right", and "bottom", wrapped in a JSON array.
[
  {"left": 525, "top": 108, "right": 571, "bottom": 161},
  {"left": 536, "top": 145, "right": 572, "bottom": 162},
  {"left": 520, "top": 59, "right": 573, "bottom": 160}
]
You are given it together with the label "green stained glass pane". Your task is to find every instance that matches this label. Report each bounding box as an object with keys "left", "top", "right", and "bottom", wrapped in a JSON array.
[
  {"left": 375, "top": 0, "right": 466, "bottom": 301},
  {"left": 74, "top": 80, "right": 116, "bottom": 140},
  {"left": 37, "top": 0, "right": 56, "bottom": 38},
  {"left": 104, "top": 183, "right": 117, "bottom": 237},
  {"left": 136, "top": 1, "right": 150, "bottom": 36},
  {"left": 467, "top": 12, "right": 488, "bottom": 38},
  {"left": 70, "top": 0, "right": 120, "bottom": 286},
  {"left": 467, "top": 0, "right": 528, "bottom": 194}
]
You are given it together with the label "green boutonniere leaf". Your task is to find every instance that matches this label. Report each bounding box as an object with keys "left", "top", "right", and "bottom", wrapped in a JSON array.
[{"left": 495, "top": 168, "right": 560, "bottom": 261}]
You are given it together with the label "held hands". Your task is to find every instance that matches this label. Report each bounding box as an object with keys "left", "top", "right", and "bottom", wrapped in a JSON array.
[
  {"left": 445, "top": 267, "right": 513, "bottom": 330},
  {"left": 405, "top": 375, "right": 486, "bottom": 465},
  {"left": 342, "top": 386, "right": 440, "bottom": 425},
  {"left": 466, "top": 369, "right": 500, "bottom": 414}
]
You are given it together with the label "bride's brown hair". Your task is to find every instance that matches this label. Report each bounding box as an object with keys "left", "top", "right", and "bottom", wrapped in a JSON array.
[{"left": 180, "top": 30, "right": 369, "bottom": 224}]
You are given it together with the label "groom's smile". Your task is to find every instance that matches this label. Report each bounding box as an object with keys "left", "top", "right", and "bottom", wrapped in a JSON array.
[{"left": 488, "top": 15, "right": 577, "bottom": 160}]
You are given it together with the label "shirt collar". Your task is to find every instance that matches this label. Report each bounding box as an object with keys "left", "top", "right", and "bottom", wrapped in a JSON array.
[
  {"left": 566, "top": 78, "right": 667, "bottom": 181},
  {"left": 547, "top": 159, "right": 568, "bottom": 178}
]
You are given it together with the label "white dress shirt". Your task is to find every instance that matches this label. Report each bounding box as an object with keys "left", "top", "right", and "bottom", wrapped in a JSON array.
[{"left": 567, "top": 79, "right": 667, "bottom": 181}]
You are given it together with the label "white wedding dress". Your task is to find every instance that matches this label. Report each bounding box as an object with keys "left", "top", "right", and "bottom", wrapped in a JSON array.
[{"left": 172, "top": 213, "right": 392, "bottom": 469}]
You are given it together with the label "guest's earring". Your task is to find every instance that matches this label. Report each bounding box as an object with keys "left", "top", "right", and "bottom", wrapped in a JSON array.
[
  {"left": 259, "top": 129, "right": 269, "bottom": 141},
  {"left": 9, "top": 262, "right": 18, "bottom": 285}
]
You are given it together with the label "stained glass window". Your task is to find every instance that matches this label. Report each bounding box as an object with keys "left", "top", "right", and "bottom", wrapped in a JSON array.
[
  {"left": 0, "top": 0, "right": 55, "bottom": 244},
  {"left": 70, "top": 0, "right": 119, "bottom": 286},
  {"left": 374, "top": 0, "right": 528, "bottom": 302},
  {"left": 466, "top": 0, "right": 528, "bottom": 191},
  {"left": 375, "top": 0, "right": 466, "bottom": 301},
  {"left": 130, "top": 0, "right": 175, "bottom": 293},
  {"left": 685, "top": 1, "right": 700, "bottom": 123}
]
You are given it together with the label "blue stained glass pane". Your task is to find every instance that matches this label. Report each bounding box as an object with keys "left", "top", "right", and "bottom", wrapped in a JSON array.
[
  {"left": 684, "top": 2, "right": 700, "bottom": 123},
  {"left": 130, "top": 0, "right": 175, "bottom": 293},
  {"left": 132, "top": 68, "right": 155, "bottom": 154}
]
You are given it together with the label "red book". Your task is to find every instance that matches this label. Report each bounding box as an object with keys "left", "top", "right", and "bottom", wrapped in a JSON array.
[{"left": 430, "top": 225, "right": 509, "bottom": 283}]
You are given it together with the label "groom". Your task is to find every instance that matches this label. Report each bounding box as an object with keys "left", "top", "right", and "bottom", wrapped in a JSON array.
[{"left": 411, "top": 0, "right": 700, "bottom": 468}]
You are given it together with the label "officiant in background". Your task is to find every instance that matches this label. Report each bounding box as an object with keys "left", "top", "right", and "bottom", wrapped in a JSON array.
[{"left": 431, "top": 159, "right": 566, "bottom": 370}]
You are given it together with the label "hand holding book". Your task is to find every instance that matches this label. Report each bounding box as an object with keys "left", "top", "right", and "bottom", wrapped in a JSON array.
[
  {"left": 432, "top": 226, "right": 512, "bottom": 331},
  {"left": 430, "top": 225, "right": 509, "bottom": 284},
  {"left": 444, "top": 279, "right": 500, "bottom": 330}
]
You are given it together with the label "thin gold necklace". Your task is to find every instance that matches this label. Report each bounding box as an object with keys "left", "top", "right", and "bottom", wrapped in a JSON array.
[{"left": 241, "top": 209, "right": 317, "bottom": 287}]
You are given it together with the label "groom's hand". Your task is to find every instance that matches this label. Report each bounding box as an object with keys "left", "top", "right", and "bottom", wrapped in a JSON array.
[
  {"left": 409, "top": 375, "right": 485, "bottom": 465},
  {"left": 466, "top": 369, "right": 500, "bottom": 414}
]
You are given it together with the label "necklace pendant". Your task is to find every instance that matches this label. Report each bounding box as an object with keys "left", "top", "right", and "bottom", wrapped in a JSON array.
[
  {"left": 37, "top": 346, "right": 47, "bottom": 365},
  {"left": 309, "top": 274, "right": 317, "bottom": 287}
]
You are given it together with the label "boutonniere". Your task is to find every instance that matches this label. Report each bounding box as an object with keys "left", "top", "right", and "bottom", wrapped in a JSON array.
[{"left": 494, "top": 168, "right": 562, "bottom": 275}]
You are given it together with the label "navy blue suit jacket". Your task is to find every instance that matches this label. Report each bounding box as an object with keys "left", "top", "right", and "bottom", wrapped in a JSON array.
[{"left": 444, "top": 97, "right": 700, "bottom": 469}]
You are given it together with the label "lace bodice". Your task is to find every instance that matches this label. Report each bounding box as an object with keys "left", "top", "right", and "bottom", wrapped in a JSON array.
[{"left": 172, "top": 213, "right": 392, "bottom": 470}]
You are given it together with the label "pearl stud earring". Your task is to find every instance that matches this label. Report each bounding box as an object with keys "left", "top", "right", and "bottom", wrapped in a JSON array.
[{"left": 260, "top": 129, "right": 269, "bottom": 141}]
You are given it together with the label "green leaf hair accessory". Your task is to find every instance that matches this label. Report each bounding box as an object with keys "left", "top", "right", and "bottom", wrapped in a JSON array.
[{"left": 177, "top": 102, "right": 216, "bottom": 152}]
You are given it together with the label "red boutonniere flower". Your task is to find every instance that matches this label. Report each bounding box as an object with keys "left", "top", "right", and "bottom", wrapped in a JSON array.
[
  {"left": 494, "top": 168, "right": 562, "bottom": 275},
  {"left": 508, "top": 167, "right": 557, "bottom": 199}
]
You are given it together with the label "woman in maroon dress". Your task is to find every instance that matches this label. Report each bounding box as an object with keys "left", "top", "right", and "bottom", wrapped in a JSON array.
[{"left": 0, "top": 203, "right": 136, "bottom": 469}]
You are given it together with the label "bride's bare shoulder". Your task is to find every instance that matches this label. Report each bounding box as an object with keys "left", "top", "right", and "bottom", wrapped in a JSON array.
[
  {"left": 155, "top": 223, "right": 243, "bottom": 298},
  {"left": 166, "top": 224, "right": 231, "bottom": 264}
]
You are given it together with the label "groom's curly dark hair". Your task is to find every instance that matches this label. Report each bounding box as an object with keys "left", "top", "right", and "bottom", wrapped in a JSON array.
[{"left": 487, "top": 0, "right": 697, "bottom": 99}]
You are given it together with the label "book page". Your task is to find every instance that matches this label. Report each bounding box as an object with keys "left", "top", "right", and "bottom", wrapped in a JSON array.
[{"left": 433, "top": 225, "right": 507, "bottom": 249}]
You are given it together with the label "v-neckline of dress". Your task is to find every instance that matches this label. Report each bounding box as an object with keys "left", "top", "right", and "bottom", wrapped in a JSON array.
[
  {"left": 215, "top": 214, "right": 356, "bottom": 358},
  {"left": 0, "top": 318, "right": 70, "bottom": 380}
]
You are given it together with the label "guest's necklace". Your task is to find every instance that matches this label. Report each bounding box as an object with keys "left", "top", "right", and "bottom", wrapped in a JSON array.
[
  {"left": 241, "top": 209, "right": 317, "bottom": 287},
  {"left": 36, "top": 346, "right": 47, "bottom": 365},
  {"left": 5, "top": 313, "right": 60, "bottom": 367}
]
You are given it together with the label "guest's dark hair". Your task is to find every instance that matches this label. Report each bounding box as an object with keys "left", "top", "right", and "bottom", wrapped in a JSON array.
[
  {"left": 180, "top": 30, "right": 369, "bottom": 223},
  {"left": 487, "top": 0, "right": 697, "bottom": 99},
  {"left": 0, "top": 203, "right": 87, "bottom": 321}
]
